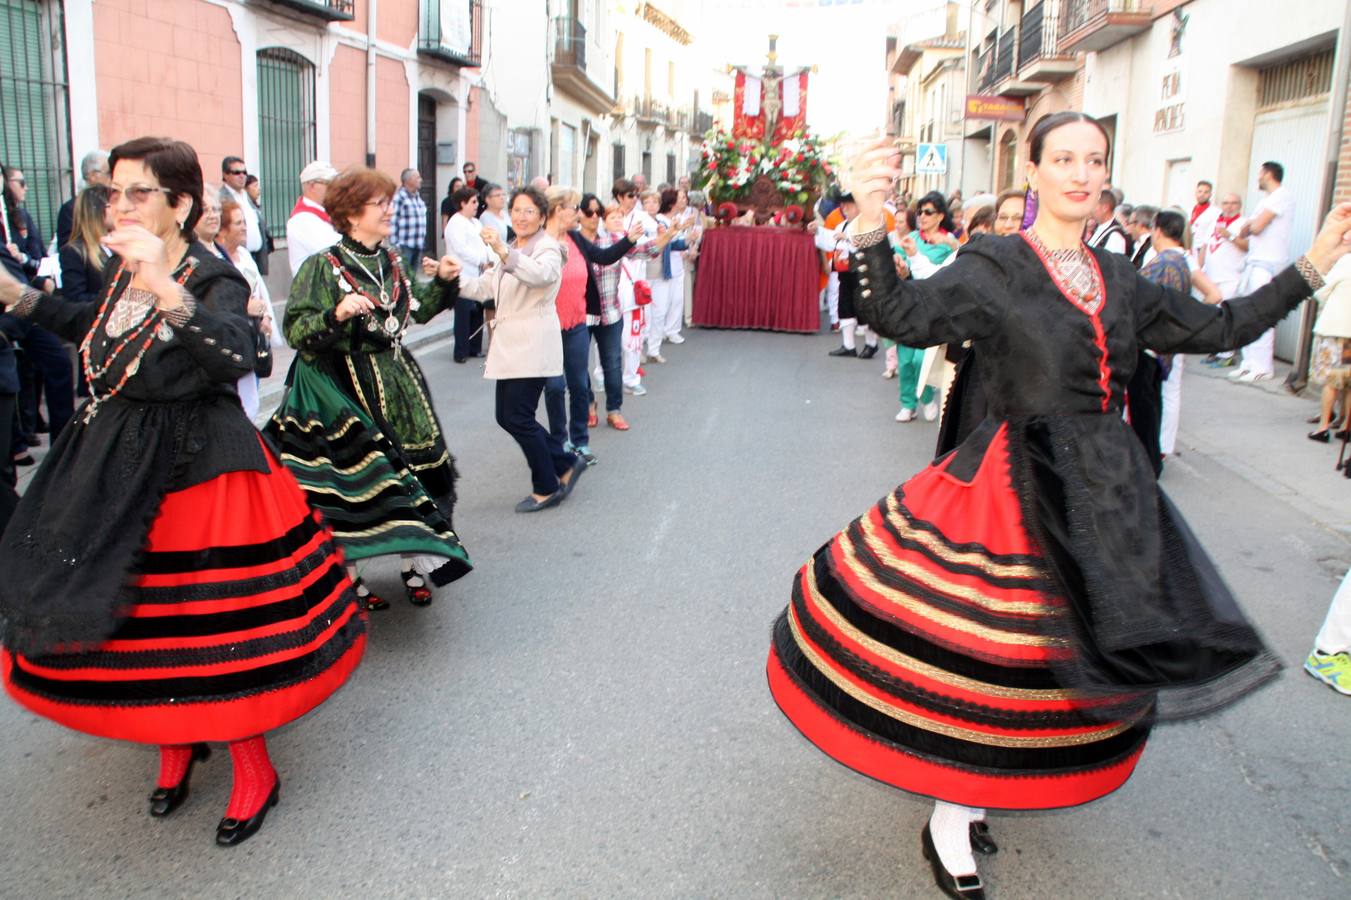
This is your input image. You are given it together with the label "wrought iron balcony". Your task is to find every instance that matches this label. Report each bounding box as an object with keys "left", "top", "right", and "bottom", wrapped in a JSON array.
[
  {"left": 694, "top": 110, "right": 714, "bottom": 134},
  {"left": 1058, "top": 0, "right": 1152, "bottom": 54},
  {"left": 264, "top": 0, "right": 354, "bottom": 21},
  {"left": 974, "top": 45, "right": 997, "bottom": 93},
  {"left": 1018, "top": 1, "right": 1078, "bottom": 82},
  {"left": 418, "top": 0, "right": 483, "bottom": 68},
  {"left": 551, "top": 16, "right": 615, "bottom": 113},
  {"left": 993, "top": 27, "right": 1017, "bottom": 83}
]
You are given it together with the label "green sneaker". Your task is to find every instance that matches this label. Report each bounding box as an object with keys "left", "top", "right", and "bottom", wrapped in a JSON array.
[{"left": 1304, "top": 650, "right": 1351, "bottom": 696}]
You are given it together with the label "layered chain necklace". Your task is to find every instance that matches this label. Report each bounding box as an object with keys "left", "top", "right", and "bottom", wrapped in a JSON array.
[
  {"left": 329, "top": 243, "right": 412, "bottom": 337},
  {"left": 78, "top": 257, "right": 198, "bottom": 423}
]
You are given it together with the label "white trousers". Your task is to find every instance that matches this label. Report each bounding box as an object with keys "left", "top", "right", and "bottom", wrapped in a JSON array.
[
  {"left": 1160, "top": 355, "right": 1184, "bottom": 455},
  {"left": 825, "top": 270, "right": 839, "bottom": 324},
  {"left": 646, "top": 274, "right": 684, "bottom": 354},
  {"left": 1238, "top": 266, "right": 1277, "bottom": 376},
  {"left": 623, "top": 308, "right": 645, "bottom": 387},
  {"left": 1316, "top": 567, "right": 1351, "bottom": 654}
]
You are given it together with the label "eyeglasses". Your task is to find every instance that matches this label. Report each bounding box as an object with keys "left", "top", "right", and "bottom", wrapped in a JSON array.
[
  {"left": 109, "top": 183, "right": 173, "bottom": 206},
  {"left": 8, "top": 177, "right": 25, "bottom": 187},
  {"left": 918, "top": 208, "right": 939, "bottom": 217},
  {"left": 365, "top": 198, "right": 392, "bottom": 210},
  {"left": 514, "top": 208, "right": 541, "bottom": 217},
  {"left": 580, "top": 207, "right": 599, "bottom": 217},
  {"left": 995, "top": 214, "right": 1022, "bottom": 224},
  {"left": 624, "top": 192, "right": 637, "bottom": 198},
  {"left": 227, "top": 168, "right": 247, "bottom": 176}
]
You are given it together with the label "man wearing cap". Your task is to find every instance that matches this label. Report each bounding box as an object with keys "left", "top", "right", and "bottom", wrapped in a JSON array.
[{"left": 287, "top": 161, "right": 340, "bottom": 277}]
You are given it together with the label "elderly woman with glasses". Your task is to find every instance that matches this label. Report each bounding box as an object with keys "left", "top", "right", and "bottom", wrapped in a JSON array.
[
  {"left": 0, "top": 136, "right": 367, "bottom": 848},
  {"left": 266, "top": 166, "right": 471, "bottom": 609},
  {"left": 455, "top": 186, "right": 585, "bottom": 512}
]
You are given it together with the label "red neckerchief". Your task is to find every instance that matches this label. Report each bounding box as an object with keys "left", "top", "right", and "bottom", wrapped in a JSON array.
[
  {"left": 1209, "top": 214, "right": 1240, "bottom": 252},
  {"left": 291, "top": 196, "right": 331, "bottom": 223},
  {"left": 1190, "top": 202, "right": 1211, "bottom": 225}
]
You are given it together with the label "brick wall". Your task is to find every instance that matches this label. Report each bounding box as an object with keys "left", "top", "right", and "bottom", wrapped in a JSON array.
[{"left": 93, "top": 0, "right": 243, "bottom": 176}]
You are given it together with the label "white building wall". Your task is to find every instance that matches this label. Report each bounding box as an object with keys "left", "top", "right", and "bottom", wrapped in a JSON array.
[{"left": 1082, "top": 0, "right": 1342, "bottom": 209}]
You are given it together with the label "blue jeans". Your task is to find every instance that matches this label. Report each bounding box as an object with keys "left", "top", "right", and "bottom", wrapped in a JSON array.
[
  {"left": 545, "top": 323, "right": 593, "bottom": 448},
  {"left": 588, "top": 319, "right": 623, "bottom": 413}
]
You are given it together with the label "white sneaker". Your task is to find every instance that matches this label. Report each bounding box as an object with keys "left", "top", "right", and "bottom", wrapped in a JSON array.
[
  {"left": 1228, "top": 368, "right": 1249, "bottom": 380},
  {"left": 895, "top": 408, "right": 916, "bottom": 423},
  {"left": 922, "top": 400, "right": 939, "bottom": 421},
  {"left": 624, "top": 384, "right": 648, "bottom": 396},
  {"left": 1238, "top": 370, "right": 1269, "bottom": 383},
  {"left": 647, "top": 353, "right": 667, "bottom": 364},
  {"left": 667, "top": 333, "right": 685, "bottom": 344}
]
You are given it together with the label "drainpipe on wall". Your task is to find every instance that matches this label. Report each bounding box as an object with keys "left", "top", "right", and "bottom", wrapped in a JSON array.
[
  {"left": 366, "top": 0, "right": 379, "bottom": 167},
  {"left": 1286, "top": 2, "right": 1351, "bottom": 394}
]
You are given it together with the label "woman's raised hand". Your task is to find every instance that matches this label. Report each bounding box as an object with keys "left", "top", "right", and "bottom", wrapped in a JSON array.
[
  {"left": 435, "top": 255, "right": 462, "bottom": 281},
  {"left": 334, "top": 293, "right": 376, "bottom": 322},
  {"left": 846, "top": 139, "right": 902, "bottom": 233},
  {"left": 626, "top": 222, "right": 646, "bottom": 242},
  {"left": 1307, "top": 202, "right": 1351, "bottom": 274}
]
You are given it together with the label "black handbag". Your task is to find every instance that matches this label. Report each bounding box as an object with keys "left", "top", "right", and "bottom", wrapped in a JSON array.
[{"left": 251, "top": 317, "right": 273, "bottom": 378}]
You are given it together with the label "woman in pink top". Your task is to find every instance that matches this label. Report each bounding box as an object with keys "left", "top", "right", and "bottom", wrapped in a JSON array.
[{"left": 544, "top": 187, "right": 637, "bottom": 464}]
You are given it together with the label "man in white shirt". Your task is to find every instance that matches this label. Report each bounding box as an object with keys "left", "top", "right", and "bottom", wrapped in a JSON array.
[
  {"left": 1088, "top": 189, "right": 1130, "bottom": 256},
  {"left": 443, "top": 185, "right": 490, "bottom": 363},
  {"left": 285, "top": 161, "right": 340, "bottom": 276},
  {"left": 1200, "top": 192, "right": 1249, "bottom": 368},
  {"left": 219, "top": 156, "right": 264, "bottom": 268},
  {"left": 1232, "top": 161, "right": 1295, "bottom": 381}
]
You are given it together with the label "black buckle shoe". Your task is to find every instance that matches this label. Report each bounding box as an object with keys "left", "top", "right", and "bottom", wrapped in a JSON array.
[
  {"left": 858, "top": 344, "right": 878, "bottom": 360},
  {"left": 828, "top": 346, "right": 857, "bottom": 357},
  {"left": 401, "top": 569, "right": 433, "bottom": 607},
  {"left": 970, "top": 821, "right": 998, "bottom": 855},
  {"left": 149, "top": 743, "right": 211, "bottom": 818},
  {"left": 921, "top": 823, "right": 986, "bottom": 899},
  {"left": 215, "top": 780, "right": 280, "bottom": 847}
]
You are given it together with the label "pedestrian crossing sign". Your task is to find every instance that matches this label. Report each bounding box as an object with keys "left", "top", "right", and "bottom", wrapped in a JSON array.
[{"left": 916, "top": 143, "right": 948, "bottom": 174}]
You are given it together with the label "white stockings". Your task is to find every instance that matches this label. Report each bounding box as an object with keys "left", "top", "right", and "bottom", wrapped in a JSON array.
[{"left": 929, "top": 801, "right": 982, "bottom": 876}]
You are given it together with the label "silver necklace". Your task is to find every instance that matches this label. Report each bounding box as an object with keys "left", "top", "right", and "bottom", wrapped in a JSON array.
[{"left": 340, "top": 246, "right": 403, "bottom": 335}]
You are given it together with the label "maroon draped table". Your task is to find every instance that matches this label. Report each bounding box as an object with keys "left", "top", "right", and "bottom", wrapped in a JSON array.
[{"left": 692, "top": 226, "right": 819, "bottom": 333}]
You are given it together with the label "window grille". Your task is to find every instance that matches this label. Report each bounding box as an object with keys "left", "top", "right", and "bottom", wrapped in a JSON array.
[
  {"left": 1257, "top": 48, "right": 1334, "bottom": 110},
  {"left": 0, "top": 0, "right": 71, "bottom": 244},
  {"left": 257, "top": 48, "right": 316, "bottom": 239}
]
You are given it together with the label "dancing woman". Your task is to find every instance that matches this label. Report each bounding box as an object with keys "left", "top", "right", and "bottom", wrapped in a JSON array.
[
  {"left": 765, "top": 112, "right": 1351, "bottom": 898},
  {"left": 0, "top": 137, "right": 366, "bottom": 847},
  {"left": 267, "top": 167, "right": 471, "bottom": 609}
]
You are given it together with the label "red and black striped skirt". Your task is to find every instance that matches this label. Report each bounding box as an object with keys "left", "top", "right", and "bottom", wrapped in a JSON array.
[
  {"left": 2, "top": 444, "right": 366, "bottom": 745},
  {"left": 767, "top": 424, "right": 1151, "bottom": 811}
]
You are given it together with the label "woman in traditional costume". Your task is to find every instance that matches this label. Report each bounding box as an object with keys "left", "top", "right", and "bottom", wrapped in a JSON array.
[
  {"left": 0, "top": 137, "right": 366, "bottom": 847},
  {"left": 765, "top": 112, "right": 1351, "bottom": 899},
  {"left": 267, "top": 167, "right": 471, "bottom": 609}
]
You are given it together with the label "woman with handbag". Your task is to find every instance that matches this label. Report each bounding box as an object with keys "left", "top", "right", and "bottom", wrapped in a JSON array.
[
  {"left": 218, "top": 199, "right": 278, "bottom": 418},
  {"left": 266, "top": 166, "right": 471, "bottom": 609},
  {"left": 0, "top": 136, "right": 366, "bottom": 847},
  {"left": 455, "top": 186, "right": 583, "bottom": 513}
]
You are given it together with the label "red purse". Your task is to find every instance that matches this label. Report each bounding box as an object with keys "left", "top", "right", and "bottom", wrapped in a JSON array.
[{"left": 621, "top": 263, "right": 652, "bottom": 306}]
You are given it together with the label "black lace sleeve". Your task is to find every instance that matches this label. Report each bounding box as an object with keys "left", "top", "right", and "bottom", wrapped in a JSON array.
[{"left": 850, "top": 240, "right": 1008, "bottom": 347}]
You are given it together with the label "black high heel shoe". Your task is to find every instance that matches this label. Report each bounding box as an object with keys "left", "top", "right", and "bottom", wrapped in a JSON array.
[
  {"left": 1309, "top": 429, "right": 1332, "bottom": 443},
  {"left": 215, "top": 779, "right": 280, "bottom": 847},
  {"left": 921, "top": 823, "right": 986, "bottom": 899},
  {"left": 970, "top": 820, "right": 998, "bottom": 855},
  {"left": 401, "top": 569, "right": 433, "bottom": 607},
  {"left": 149, "top": 743, "right": 210, "bottom": 818}
]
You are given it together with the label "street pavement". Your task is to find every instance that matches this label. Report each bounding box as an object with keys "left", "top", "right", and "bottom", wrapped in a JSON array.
[{"left": 2, "top": 325, "right": 1349, "bottom": 898}]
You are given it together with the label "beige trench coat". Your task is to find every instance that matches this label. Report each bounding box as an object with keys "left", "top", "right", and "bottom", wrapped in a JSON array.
[{"left": 458, "top": 231, "right": 565, "bottom": 380}]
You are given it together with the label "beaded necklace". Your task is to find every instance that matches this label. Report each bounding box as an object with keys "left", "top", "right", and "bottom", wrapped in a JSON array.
[
  {"left": 325, "top": 245, "right": 415, "bottom": 337},
  {"left": 1021, "top": 229, "right": 1105, "bottom": 316},
  {"left": 78, "top": 257, "right": 199, "bottom": 424}
]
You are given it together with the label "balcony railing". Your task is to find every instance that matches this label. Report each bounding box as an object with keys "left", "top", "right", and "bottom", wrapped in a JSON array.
[
  {"left": 993, "top": 27, "right": 1018, "bottom": 84},
  {"left": 1058, "top": 0, "right": 1152, "bottom": 53},
  {"left": 974, "top": 45, "right": 996, "bottom": 92},
  {"left": 418, "top": 0, "right": 483, "bottom": 67},
  {"left": 1018, "top": 1, "right": 1077, "bottom": 81},
  {"left": 694, "top": 110, "right": 714, "bottom": 134},
  {"left": 265, "top": 0, "right": 354, "bottom": 20},
  {"left": 552, "top": 16, "right": 586, "bottom": 70},
  {"left": 632, "top": 95, "right": 668, "bottom": 125}
]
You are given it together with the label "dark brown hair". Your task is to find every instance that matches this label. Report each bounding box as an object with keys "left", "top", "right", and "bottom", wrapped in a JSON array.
[
  {"left": 966, "top": 203, "right": 995, "bottom": 234},
  {"left": 324, "top": 166, "right": 397, "bottom": 234},
  {"left": 108, "top": 136, "right": 205, "bottom": 237},
  {"left": 611, "top": 178, "right": 635, "bottom": 200},
  {"left": 1027, "top": 112, "right": 1112, "bottom": 165},
  {"left": 658, "top": 188, "right": 680, "bottom": 216},
  {"left": 510, "top": 186, "right": 548, "bottom": 218}
]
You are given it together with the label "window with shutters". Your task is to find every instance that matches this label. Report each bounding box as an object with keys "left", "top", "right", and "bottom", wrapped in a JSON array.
[
  {"left": 0, "top": 0, "right": 71, "bottom": 244},
  {"left": 612, "top": 142, "right": 625, "bottom": 183},
  {"left": 257, "top": 48, "right": 316, "bottom": 239}
]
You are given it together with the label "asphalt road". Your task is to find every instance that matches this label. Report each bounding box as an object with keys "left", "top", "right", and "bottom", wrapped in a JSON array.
[{"left": 1, "top": 327, "right": 1348, "bottom": 898}]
